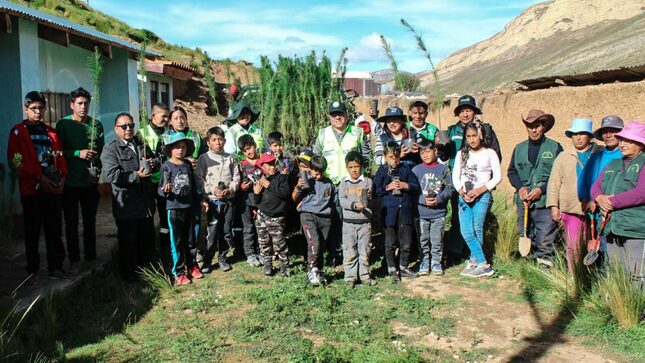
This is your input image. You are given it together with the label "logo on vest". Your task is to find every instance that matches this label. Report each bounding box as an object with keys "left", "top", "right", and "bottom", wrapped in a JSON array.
[
  {"left": 627, "top": 164, "right": 640, "bottom": 173},
  {"left": 541, "top": 151, "right": 554, "bottom": 159}
]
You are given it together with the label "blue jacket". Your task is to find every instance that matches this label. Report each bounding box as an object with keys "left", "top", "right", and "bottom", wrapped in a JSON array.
[
  {"left": 412, "top": 162, "right": 454, "bottom": 220},
  {"left": 374, "top": 163, "right": 419, "bottom": 227},
  {"left": 577, "top": 147, "right": 622, "bottom": 201},
  {"left": 295, "top": 177, "right": 336, "bottom": 215}
]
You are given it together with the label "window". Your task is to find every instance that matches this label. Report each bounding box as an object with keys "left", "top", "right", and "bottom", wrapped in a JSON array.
[
  {"left": 160, "top": 82, "right": 169, "bottom": 107},
  {"left": 150, "top": 81, "right": 159, "bottom": 105},
  {"left": 40, "top": 92, "right": 71, "bottom": 126}
]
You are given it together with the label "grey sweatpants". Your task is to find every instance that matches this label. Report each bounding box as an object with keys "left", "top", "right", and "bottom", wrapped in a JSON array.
[
  {"left": 606, "top": 236, "right": 645, "bottom": 290},
  {"left": 342, "top": 221, "right": 371, "bottom": 282},
  {"left": 419, "top": 217, "right": 446, "bottom": 265}
]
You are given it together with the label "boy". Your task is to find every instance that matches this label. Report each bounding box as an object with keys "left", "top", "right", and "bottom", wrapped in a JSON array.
[
  {"left": 412, "top": 139, "right": 454, "bottom": 275},
  {"left": 293, "top": 155, "right": 336, "bottom": 286},
  {"left": 339, "top": 151, "right": 375, "bottom": 287},
  {"left": 8, "top": 91, "right": 68, "bottom": 280},
  {"left": 253, "top": 152, "right": 291, "bottom": 276},
  {"left": 238, "top": 135, "right": 263, "bottom": 266},
  {"left": 374, "top": 142, "right": 420, "bottom": 282},
  {"left": 196, "top": 126, "right": 240, "bottom": 273},
  {"left": 158, "top": 133, "right": 200, "bottom": 285},
  {"left": 267, "top": 131, "right": 291, "bottom": 175}
]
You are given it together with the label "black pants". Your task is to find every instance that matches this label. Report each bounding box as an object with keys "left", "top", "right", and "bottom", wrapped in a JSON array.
[
  {"left": 301, "top": 212, "right": 332, "bottom": 271},
  {"left": 204, "top": 201, "right": 234, "bottom": 266},
  {"left": 326, "top": 196, "right": 343, "bottom": 262},
  {"left": 153, "top": 182, "right": 170, "bottom": 247},
  {"left": 63, "top": 185, "right": 100, "bottom": 262},
  {"left": 115, "top": 217, "right": 154, "bottom": 280},
  {"left": 383, "top": 210, "right": 413, "bottom": 271},
  {"left": 167, "top": 208, "right": 198, "bottom": 277},
  {"left": 21, "top": 193, "right": 65, "bottom": 273},
  {"left": 240, "top": 203, "right": 258, "bottom": 258}
]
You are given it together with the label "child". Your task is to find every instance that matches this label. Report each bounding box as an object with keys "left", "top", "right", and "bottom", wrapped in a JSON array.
[
  {"left": 339, "top": 151, "right": 375, "bottom": 287},
  {"left": 412, "top": 139, "right": 454, "bottom": 275},
  {"left": 267, "top": 131, "right": 291, "bottom": 175},
  {"left": 293, "top": 155, "right": 336, "bottom": 286},
  {"left": 452, "top": 121, "right": 502, "bottom": 278},
  {"left": 238, "top": 135, "right": 263, "bottom": 266},
  {"left": 253, "top": 152, "right": 291, "bottom": 276},
  {"left": 196, "top": 126, "right": 241, "bottom": 273},
  {"left": 374, "top": 142, "right": 420, "bottom": 282},
  {"left": 158, "top": 132, "right": 200, "bottom": 285}
]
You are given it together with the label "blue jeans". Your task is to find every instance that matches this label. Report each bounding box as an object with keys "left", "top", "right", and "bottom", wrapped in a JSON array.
[{"left": 458, "top": 192, "right": 492, "bottom": 264}]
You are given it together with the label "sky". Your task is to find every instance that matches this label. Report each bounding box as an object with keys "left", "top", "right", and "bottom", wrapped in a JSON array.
[{"left": 90, "top": 0, "right": 542, "bottom": 73}]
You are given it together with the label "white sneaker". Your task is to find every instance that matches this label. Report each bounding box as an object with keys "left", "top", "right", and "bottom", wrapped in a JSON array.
[{"left": 308, "top": 268, "right": 321, "bottom": 286}]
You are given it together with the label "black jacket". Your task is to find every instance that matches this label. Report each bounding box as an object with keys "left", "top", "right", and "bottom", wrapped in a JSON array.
[{"left": 253, "top": 173, "right": 290, "bottom": 217}]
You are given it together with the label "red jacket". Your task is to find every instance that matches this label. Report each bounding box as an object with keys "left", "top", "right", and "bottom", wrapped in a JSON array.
[{"left": 7, "top": 121, "right": 68, "bottom": 196}]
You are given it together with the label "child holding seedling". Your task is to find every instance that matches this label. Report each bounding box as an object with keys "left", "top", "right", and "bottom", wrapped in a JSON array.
[
  {"left": 293, "top": 155, "right": 336, "bottom": 286},
  {"left": 253, "top": 152, "right": 291, "bottom": 277},
  {"left": 158, "top": 132, "right": 201, "bottom": 285},
  {"left": 412, "top": 139, "right": 454, "bottom": 275},
  {"left": 339, "top": 151, "right": 375, "bottom": 287},
  {"left": 238, "top": 135, "right": 264, "bottom": 267},
  {"left": 374, "top": 142, "right": 420, "bottom": 282},
  {"left": 452, "top": 121, "right": 502, "bottom": 278},
  {"left": 267, "top": 131, "right": 292, "bottom": 175},
  {"left": 196, "top": 126, "right": 240, "bottom": 273}
]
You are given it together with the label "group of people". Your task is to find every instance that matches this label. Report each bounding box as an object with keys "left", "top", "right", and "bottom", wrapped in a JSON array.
[{"left": 8, "top": 89, "right": 645, "bottom": 289}]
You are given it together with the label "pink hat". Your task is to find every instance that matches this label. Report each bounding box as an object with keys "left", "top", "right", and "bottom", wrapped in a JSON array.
[
  {"left": 615, "top": 121, "right": 645, "bottom": 145},
  {"left": 257, "top": 152, "right": 276, "bottom": 166}
]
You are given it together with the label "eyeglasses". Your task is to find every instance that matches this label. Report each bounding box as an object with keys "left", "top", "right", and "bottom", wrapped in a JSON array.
[
  {"left": 117, "top": 123, "right": 135, "bottom": 130},
  {"left": 27, "top": 106, "right": 45, "bottom": 112}
]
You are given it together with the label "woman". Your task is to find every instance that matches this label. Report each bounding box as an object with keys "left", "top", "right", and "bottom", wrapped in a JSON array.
[
  {"left": 591, "top": 121, "right": 645, "bottom": 288},
  {"left": 452, "top": 121, "right": 502, "bottom": 278},
  {"left": 373, "top": 106, "right": 419, "bottom": 166}
]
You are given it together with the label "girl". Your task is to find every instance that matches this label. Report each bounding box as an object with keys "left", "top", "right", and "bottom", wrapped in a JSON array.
[{"left": 451, "top": 121, "right": 502, "bottom": 278}]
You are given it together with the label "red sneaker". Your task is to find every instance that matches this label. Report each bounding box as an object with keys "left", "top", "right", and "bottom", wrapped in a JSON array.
[
  {"left": 175, "top": 274, "right": 191, "bottom": 286},
  {"left": 190, "top": 266, "right": 204, "bottom": 279}
]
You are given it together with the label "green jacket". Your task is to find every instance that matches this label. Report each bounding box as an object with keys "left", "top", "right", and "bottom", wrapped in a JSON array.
[
  {"left": 55, "top": 116, "right": 104, "bottom": 187},
  {"left": 408, "top": 121, "right": 438, "bottom": 142},
  {"left": 512, "top": 137, "right": 560, "bottom": 208},
  {"left": 600, "top": 153, "right": 645, "bottom": 239}
]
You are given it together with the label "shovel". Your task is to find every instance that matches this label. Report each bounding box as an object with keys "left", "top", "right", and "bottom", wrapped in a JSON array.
[
  {"left": 583, "top": 213, "right": 609, "bottom": 266},
  {"left": 519, "top": 201, "right": 531, "bottom": 257}
]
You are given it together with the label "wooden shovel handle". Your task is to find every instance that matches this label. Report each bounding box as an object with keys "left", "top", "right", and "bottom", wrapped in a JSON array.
[{"left": 523, "top": 201, "right": 529, "bottom": 231}]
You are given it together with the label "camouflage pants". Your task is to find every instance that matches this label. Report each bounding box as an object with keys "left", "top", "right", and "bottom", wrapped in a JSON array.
[{"left": 255, "top": 211, "right": 289, "bottom": 264}]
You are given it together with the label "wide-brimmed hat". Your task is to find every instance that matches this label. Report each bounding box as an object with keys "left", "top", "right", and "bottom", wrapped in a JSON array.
[
  {"left": 225, "top": 100, "right": 260, "bottom": 124},
  {"left": 522, "top": 109, "right": 555, "bottom": 133},
  {"left": 453, "top": 95, "right": 482, "bottom": 116},
  {"left": 593, "top": 115, "right": 624, "bottom": 139},
  {"left": 565, "top": 118, "right": 594, "bottom": 138},
  {"left": 163, "top": 132, "right": 196, "bottom": 157},
  {"left": 615, "top": 121, "right": 645, "bottom": 146},
  {"left": 328, "top": 101, "right": 347, "bottom": 114},
  {"left": 376, "top": 106, "right": 406, "bottom": 124}
]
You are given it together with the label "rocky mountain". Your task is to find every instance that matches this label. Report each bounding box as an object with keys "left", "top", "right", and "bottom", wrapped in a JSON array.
[{"left": 420, "top": 0, "right": 645, "bottom": 94}]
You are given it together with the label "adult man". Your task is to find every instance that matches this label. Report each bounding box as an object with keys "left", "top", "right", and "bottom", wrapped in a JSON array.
[
  {"left": 140, "top": 103, "right": 170, "bottom": 250},
  {"left": 8, "top": 91, "right": 68, "bottom": 279},
  {"left": 224, "top": 100, "right": 265, "bottom": 156},
  {"left": 508, "top": 109, "right": 563, "bottom": 268},
  {"left": 101, "top": 113, "right": 156, "bottom": 282},
  {"left": 313, "top": 101, "right": 368, "bottom": 265},
  {"left": 56, "top": 87, "right": 104, "bottom": 272},
  {"left": 407, "top": 100, "right": 439, "bottom": 142}
]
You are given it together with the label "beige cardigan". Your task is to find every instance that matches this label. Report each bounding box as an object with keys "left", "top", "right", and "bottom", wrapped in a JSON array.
[{"left": 546, "top": 145, "right": 598, "bottom": 215}]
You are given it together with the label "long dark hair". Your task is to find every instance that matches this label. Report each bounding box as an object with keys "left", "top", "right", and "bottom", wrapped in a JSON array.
[{"left": 460, "top": 121, "right": 488, "bottom": 170}]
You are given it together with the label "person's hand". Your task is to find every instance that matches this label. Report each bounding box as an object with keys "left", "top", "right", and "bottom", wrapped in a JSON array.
[
  {"left": 518, "top": 187, "right": 529, "bottom": 201},
  {"left": 259, "top": 177, "right": 270, "bottom": 188},
  {"left": 354, "top": 202, "right": 364, "bottom": 211},
  {"left": 241, "top": 180, "right": 252, "bottom": 191},
  {"left": 253, "top": 182, "right": 263, "bottom": 194},
  {"left": 385, "top": 181, "right": 397, "bottom": 191},
  {"left": 201, "top": 201, "right": 209, "bottom": 213},
  {"left": 410, "top": 143, "right": 419, "bottom": 153},
  {"left": 297, "top": 178, "right": 307, "bottom": 188},
  {"left": 581, "top": 199, "right": 597, "bottom": 214},
  {"left": 187, "top": 157, "right": 197, "bottom": 169},
  {"left": 162, "top": 183, "right": 172, "bottom": 193},
  {"left": 137, "top": 166, "right": 151, "bottom": 178},
  {"left": 425, "top": 197, "right": 438, "bottom": 207},
  {"left": 462, "top": 194, "right": 474, "bottom": 203},
  {"left": 527, "top": 188, "right": 543, "bottom": 202},
  {"left": 220, "top": 188, "right": 231, "bottom": 199},
  {"left": 595, "top": 194, "right": 614, "bottom": 213},
  {"left": 400, "top": 145, "right": 410, "bottom": 157},
  {"left": 551, "top": 206, "right": 561, "bottom": 222},
  {"left": 78, "top": 149, "right": 96, "bottom": 160},
  {"left": 467, "top": 186, "right": 487, "bottom": 200},
  {"left": 398, "top": 181, "right": 409, "bottom": 190}
]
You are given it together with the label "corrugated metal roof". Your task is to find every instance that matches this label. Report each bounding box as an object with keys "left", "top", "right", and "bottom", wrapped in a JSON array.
[
  {"left": 516, "top": 63, "right": 645, "bottom": 89},
  {"left": 0, "top": 0, "right": 160, "bottom": 56}
]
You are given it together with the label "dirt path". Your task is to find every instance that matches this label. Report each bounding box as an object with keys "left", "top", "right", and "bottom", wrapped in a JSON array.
[{"left": 396, "top": 273, "right": 613, "bottom": 362}]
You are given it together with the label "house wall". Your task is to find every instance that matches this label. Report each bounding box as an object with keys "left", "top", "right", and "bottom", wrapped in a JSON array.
[
  {"left": 39, "top": 38, "right": 92, "bottom": 94},
  {"left": 145, "top": 72, "right": 174, "bottom": 112}
]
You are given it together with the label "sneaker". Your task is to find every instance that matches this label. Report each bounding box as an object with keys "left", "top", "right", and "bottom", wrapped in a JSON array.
[
  {"left": 347, "top": 280, "right": 356, "bottom": 289},
  {"left": 431, "top": 263, "right": 444, "bottom": 276},
  {"left": 219, "top": 257, "right": 232, "bottom": 272},
  {"left": 459, "top": 260, "right": 477, "bottom": 276},
  {"left": 400, "top": 267, "right": 419, "bottom": 278},
  {"left": 418, "top": 260, "right": 430, "bottom": 276},
  {"left": 247, "top": 255, "right": 262, "bottom": 267},
  {"left": 49, "top": 268, "right": 72, "bottom": 280},
  {"left": 363, "top": 278, "right": 377, "bottom": 286},
  {"left": 466, "top": 264, "right": 495, "bottom": 278},
  {"left": 189, "top": 266, "right": 204, "bottom": 279},
  {"left": 263, "top": 261, "right": 274, "bottom": 276},
  {"left": 201, "top": 263, "right": 212, "bottom": 274},
  {"left": 317, "top": 270, "right": 328, "bottom": 285},
  {"left": 308, "top": 268, "right": 321, "bottom": 286},
  {"left": 68, "top": 262, "right": 81, "bottom": 276},
  {"left": 279, "top": 262, "right": 288, "bottom": 277},
  {"left": 196, "top": 251, "right": 204, "bottom": 263},
  {"left": 389, "top": 271, "right": 401, "bottom": 283},
  {"left": 175, "top": 274, "right": 191, "bottom": 285}
]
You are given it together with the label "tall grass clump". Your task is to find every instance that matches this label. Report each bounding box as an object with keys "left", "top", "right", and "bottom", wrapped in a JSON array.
[
  {"left": 202, "top": 52, "right": 220, "bottom": 115},
  {"left": 487, "top": 194, "right": 519, "bottom": 262},
  {"left": 380, "top": 35, "right": 419, "bottom": 92},
  {"left": 588, "top": 258, "right": 645, "bottom": 329},
  {"left": 139, "top": 262, "right": 176, "bottom": 295},
  {"left": 0, "top": 297, "right": 40, "bottom": 361}
]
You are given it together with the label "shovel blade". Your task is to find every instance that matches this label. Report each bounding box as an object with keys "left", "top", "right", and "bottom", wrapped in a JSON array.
[
  {"left": 519, "top": 236, "right": 531, "bottom": 257},
  {"left": 583, "top": 249, "right": 599, "bottom": 266}
]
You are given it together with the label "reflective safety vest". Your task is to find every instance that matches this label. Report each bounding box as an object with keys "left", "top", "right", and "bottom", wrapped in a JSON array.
[
  {"left": 139, "top": 123, "right": 165, "bottom": 183},
  {"left": 224, "top": 123, "right": 265, "bottom": 156},
  {"left": 316, "top": 125, "right": 364, "bottom": 185}
]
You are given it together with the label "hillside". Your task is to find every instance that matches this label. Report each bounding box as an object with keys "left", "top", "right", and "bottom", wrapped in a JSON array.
[{"left": 420, "top": 0, "right": 645, "bottom": 94}]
